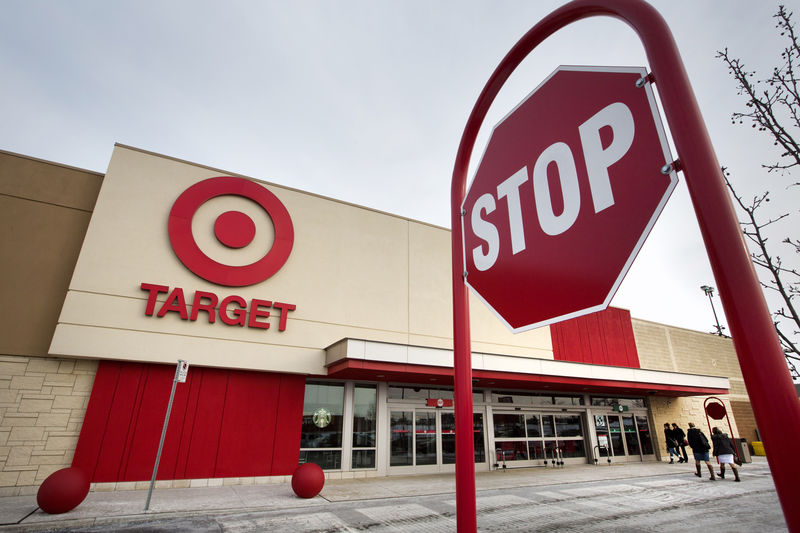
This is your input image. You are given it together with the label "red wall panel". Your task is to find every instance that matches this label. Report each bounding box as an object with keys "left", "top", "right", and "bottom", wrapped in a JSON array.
[
  {"left": 72, "top": 361, "right": 306, "bottom": 482},
  {"left": 93, "top": 363, "right": 144, "bottom": 481},
  {"left": 271, "top": 374, "right": 305, "bottom": 474},
  {"left": 123, "top": 364, "right": 173, "bottom": 481},
  {"left": 183, "top": 370, "right": 228, "bottom": 479},
  {"left": 71, "top": 361, "right": 120, "bottom": 479},
  {"left": 215, "top": 370, "right": 279, "bottom": 477},
  {"left": 551, "top": 307, "right": 640, "bottom": 368},
  {"left": 153, "top": 368, "right": 192, "bottom": 481},
  {"left": 172, "top": 371, "right": 204, "bottom": 479}
]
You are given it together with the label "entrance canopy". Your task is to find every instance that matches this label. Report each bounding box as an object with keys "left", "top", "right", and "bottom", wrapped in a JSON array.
[{"left": 325, "top": 339, "right": 729, "bottom": 398}]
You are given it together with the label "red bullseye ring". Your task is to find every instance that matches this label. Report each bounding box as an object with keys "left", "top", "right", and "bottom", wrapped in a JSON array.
[{"left": 169, "top": 177, "right": 293, "bottom": 287}]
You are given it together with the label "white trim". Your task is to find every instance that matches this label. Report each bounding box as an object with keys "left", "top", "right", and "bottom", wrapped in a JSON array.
[
  {"left": 341, "top": 382, "right": 355, "bottom": 471},
  {"left": 327, "top": 338, "right": 729, "bottom": 392}
]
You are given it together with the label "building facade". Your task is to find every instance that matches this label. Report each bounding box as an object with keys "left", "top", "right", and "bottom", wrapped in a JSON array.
[{"left": 0, "top": 146, "right": 755, "bottom": 496}]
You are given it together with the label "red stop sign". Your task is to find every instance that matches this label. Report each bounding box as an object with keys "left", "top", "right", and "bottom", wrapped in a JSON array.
[{"left": 461, "top": 65, "right": 677, "bottom": 332}]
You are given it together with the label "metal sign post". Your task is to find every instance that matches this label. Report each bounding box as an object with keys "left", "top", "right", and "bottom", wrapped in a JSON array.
[
  {"left": 144, "top": 360, "right": 188, "bottom": 511},
  {"left": 451, "top": 1, "right": 800, "bottom": 531}
]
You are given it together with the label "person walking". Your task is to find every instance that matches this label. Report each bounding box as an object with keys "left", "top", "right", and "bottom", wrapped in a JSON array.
[
  {"left": 672, "top": 422, "right": 688, "bottom": 463},
  {"left": 686, "top": 422, "right": 715, "bottom": 480},
  {"left": 711, "top": 426, "right": 741, "bottom": 482},
  {"left": 663, "top": 422, "right": 681, "bottom": 464}
]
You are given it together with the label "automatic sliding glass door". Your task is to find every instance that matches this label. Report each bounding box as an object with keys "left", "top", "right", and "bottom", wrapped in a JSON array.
[
  {"left": 389, "top": 408, "right": 485, "bottom": 473},
  {"left": 594, "top": 413, "right": 654, "bottom": 461}
]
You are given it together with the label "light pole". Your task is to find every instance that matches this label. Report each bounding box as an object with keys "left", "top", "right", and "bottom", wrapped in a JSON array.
[{"left": 700, "top": 285, "right": 726, "bottom": 336}]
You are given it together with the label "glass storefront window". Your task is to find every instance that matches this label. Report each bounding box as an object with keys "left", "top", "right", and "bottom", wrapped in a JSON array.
[
  {"left": 541, "top": 415, "right": 555, "bottom": 438},
  {"left": 622, "top": 415, "right": 641, "bottom": 456},
  {"left": 558, "top": 439, "right": 586, "bottom": 458},
  {"left": 352, "top": 385, "right": 377, "bottom": 469},
  {"left": 528, "top": 440, "right": 544, "bottom": 461},
  {"left": 390, "top": 411, "right": 413, "bottom": 466},
  {"left": 526, "top": 415, "right": 542, "bottom": 438},
  {"left": 299, "top": 450, "right": 341, "bottom": 470},
  {"left": 491, "top": 392, "right": 584, "bottom": 406},
  {"left": 636, "top": 415, "right": 654, "bottom": 455},
  {"left": 388, "top": 386, "right": 483, "bottom": 405},
  {"left": 590, "top": 397, "right": 646, "bottom": 408},
  {"left": 495, "top": 441, "right": 528, "bottom": 462},
  {"left": 299, "top": 382, "right": 344, "bottom": 470},
  {"left": 353, "top": 386, "right": 376, "bottom": 447},
  {"left": 415, "top": 411, "right": 437, "bottom": 465},
  {"left": 473, "top": 413, "right": 486, "bottom": 463},
  {"left": 493, "top": 413, "right": 526, "bottom": 438},
  {"left": 555, "top": 415, "right": 582, "bottom": 437},
  {"left": 352, "top": 449, "right": 375, "bottom": 469},
  {"left": 493, "top": 392, "right": 546, "bottom": 406},
  {"left": 553, "top": 396, "right": 585, "bottom": 406},
  {"left": 442, "top": 412, "right": 456, "bottom": 465}
]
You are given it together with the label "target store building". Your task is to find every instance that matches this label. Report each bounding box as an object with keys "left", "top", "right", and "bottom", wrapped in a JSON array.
[{"left": 0, "top": 145, "right": 755, "bottom": 494}]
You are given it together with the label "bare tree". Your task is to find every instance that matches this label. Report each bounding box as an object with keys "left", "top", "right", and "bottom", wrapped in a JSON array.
[{"left": 717, "top": 5, "right": 800, "bottom": 379}]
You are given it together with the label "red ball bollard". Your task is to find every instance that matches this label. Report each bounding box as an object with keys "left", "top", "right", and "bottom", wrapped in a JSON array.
[
  {"left": 291, "top": 463, "right": 324, "bottom": 498},
  {"left": 37, "top": 467, "right": 90, "bottom": 514}
]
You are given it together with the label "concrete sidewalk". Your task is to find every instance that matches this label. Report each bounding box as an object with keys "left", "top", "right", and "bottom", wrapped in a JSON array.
[{"left": 0, "top": 458, "right": 774, "bottom": 531}]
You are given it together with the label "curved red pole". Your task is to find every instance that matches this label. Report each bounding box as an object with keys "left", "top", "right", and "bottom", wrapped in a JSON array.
[
  {"left": 704, "top": 397, "right": 740, "bottom": 463},
  {"left": 452, "top": 1, "right": 799, "bottom": 531}
]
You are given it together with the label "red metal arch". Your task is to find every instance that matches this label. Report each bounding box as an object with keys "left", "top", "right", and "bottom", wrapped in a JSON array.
[{"left": 450, "top": 1, "right": 796, "bottom": 530}]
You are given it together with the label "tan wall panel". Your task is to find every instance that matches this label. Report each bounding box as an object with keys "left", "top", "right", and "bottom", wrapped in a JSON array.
[
  {"left": 0, "top": 152, "right": 102, "bottom": 358},
  {"left": 276, "top": 186, "right": 410, "bottom": 329},
  {"left": 633, "top": 318, "right": 740, "bottom": 379},
  {"left": 50, "top": 324, "right": 323, "bottom": 374},
  {"left": 631, "top": 320, "right": 677, "bottom": 372},
  {"left": 51, "top": 146, "right": 554, "bottom": 372},
  {"left": 0, "top": 150, "right": 102, "bottom": 211},
  {"left": 730, "top": 400, "right": 759, "bottom": 445},
  {"left": 408, "top": 221, "right": 452, "bottom": 340}
]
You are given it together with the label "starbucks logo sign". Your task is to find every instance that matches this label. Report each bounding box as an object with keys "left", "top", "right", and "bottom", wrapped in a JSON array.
[{"left": 312, "top": 408, "right": 332, "bottom": 428}]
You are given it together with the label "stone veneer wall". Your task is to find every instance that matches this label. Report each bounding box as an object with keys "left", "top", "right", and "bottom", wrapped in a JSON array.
[
  {"left": 633, "top": 318, "right": 757, "bottom": 460},
  {"left": 0, "top": 355, "right": 97, "bottom": 496}
]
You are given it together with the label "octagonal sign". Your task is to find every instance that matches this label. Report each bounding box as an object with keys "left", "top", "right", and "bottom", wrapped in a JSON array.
[{"left": 461, "top": 65, "right": 678, "bottom": 332}]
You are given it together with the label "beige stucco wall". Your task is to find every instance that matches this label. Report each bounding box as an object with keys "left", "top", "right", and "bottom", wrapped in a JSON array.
[
  {"left": 633, "top": 318, "right": 756, "bottom": 458},
  {"left": 49, "top": 145, "right": 552, "bottom": 374}
]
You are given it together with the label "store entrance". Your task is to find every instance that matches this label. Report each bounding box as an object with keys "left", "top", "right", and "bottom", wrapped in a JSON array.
[
  {"left": 388, "top": 408, "right": 486, "bottom": 474},
  {"left": 594, "top": 413, "right": 654, "bottom": 462}
]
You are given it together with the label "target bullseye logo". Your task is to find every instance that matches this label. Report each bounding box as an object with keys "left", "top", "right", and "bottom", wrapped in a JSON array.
[
  {"left": 168, "top": 176, "right": 294, "bottom": 287},
  {"left": 214, "top": 210, "right": 256, "bottom": 249}
]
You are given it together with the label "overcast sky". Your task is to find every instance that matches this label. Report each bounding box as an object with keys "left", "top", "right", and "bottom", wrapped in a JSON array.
[{"left": 2, "top": 0, "right": 797, "bottom": 338}]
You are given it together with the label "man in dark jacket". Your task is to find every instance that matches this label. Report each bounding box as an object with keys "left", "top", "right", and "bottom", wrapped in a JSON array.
[
  {"left": 686, "top": 422, "right": 715, "bottom": 480},
  {"left": 672, "top": 423, "right": 688, "bottom": 463}
]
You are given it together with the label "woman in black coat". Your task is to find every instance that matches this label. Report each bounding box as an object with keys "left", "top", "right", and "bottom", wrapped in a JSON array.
[{"left": 712, "top": 426, "right": 741, "bottom": 481}]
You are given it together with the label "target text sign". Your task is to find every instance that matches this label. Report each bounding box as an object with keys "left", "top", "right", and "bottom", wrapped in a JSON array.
[{"left": 140, "top": 176, "right": 296, "bottom": 331}]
